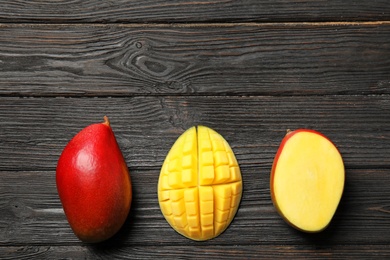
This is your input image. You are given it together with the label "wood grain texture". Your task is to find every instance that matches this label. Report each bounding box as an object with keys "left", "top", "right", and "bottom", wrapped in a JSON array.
[
  {"left": 1, "top": 168, "right": 390, "bottom": 246},
  {"left": 0, "top": 1, "right": 389, "bottom": 23},
  {"left": 0, "top": 96, "right": 389, "bottom": 171},
  {"left": 1, "top": 96, "right": 389, "bottom": 253},
  {"left": 2, "top": 245, "right": 390, "bottom": 259},
  {"left": 1, "top": 0, "right": 390, "bottom": 258},
  {"left": 0, "top": 23, "right": 389, "bottom": 97}
]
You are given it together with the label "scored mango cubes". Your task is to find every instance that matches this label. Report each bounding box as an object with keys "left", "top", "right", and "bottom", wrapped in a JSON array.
[{"left": 158, "top": 126, "right": 243, "bottom": 241}]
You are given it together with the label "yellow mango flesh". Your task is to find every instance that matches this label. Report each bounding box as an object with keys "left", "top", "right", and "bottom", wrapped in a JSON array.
[
  {"left": 158, "top": 126, "right": 242, "bottom": 241},
  {"left": 271, "top": 130, "right": 344, "bottom": 232}
]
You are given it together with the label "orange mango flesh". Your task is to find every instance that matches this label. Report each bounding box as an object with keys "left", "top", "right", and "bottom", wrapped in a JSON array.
[
  {"left": 158, "top": 126, "right": 242, "bottom": 241},
  {"left": 271, "top": 130, "right": 344, "bottom": 232}
]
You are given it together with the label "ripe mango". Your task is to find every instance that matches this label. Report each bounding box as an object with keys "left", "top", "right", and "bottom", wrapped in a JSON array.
[
  {"left": 56, "top": 116, "right": 132, "bottom": 243},
  {"left": 271, "top": 129, "right": 344, "bottom": 232},
  {"left": 158, "top": 126, "right": 242, "bottom": 241}
]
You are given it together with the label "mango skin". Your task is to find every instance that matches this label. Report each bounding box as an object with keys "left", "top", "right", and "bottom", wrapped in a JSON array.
[{"left": 56, "top": 117, "right": 132, "bottom": 243}]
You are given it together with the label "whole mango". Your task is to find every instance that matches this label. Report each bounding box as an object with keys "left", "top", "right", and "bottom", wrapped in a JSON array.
[{"left": 56, "top": 116, "right": 132, "bottom": 243}]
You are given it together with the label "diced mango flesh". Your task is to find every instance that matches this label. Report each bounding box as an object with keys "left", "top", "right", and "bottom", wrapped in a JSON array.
[
  {"left": 272, "top": 130, "right": 344, "bottom": 232},
  {"left": 158, "top": 126, "right": 242, "bottom": 241}
]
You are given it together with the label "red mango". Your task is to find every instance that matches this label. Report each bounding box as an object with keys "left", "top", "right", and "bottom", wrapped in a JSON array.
[{"left": 56, "top": 116, "right": 132, "bottom": 243}]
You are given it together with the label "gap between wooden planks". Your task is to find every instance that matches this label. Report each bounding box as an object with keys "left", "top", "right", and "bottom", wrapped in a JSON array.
[{"left": 1, "top": 21, "right": 390, "bottom": 28}]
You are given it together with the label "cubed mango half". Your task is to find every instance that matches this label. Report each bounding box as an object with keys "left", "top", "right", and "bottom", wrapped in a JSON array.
[{"left": 158, "top": 126, "right": 242, "bottom": 241}]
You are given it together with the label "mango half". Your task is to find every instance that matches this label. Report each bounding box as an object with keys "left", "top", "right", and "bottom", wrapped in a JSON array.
[
  {"left": 158, "top": 126, "right": 242, "bottom": 241},
  {"left": 271, "top": 129, "right": 345, "bottom": 232}
]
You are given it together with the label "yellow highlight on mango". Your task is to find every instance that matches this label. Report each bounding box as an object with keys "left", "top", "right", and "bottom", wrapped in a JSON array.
[{"left": 158, "top": 126, "right": 243, "bottom": 241}]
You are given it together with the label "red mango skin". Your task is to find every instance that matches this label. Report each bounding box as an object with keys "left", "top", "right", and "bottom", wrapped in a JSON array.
[{"left": 56, "top": 116, "right": 132, "bottom": 243}]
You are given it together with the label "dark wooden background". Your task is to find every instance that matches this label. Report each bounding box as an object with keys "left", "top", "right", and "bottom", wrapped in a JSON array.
[{"left": 1, "top": 1, "right": 390, "bottom": 259}]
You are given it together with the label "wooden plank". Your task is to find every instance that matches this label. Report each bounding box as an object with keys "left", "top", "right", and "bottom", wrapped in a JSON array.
[
  {"left": 0, "top": 1, "right": 389, "bottom": 23},
  {"left": 1, "top": 96, "right": 389, "bottom": 171},
  {"left": 1, "top": 245, "right": 390, "bottom": 259},
  {"left": 1, "top": 168, "right": 389, "bottom": 246},
  {"left": 0, "top": 23, "right": 389, "bottom": 96}
]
